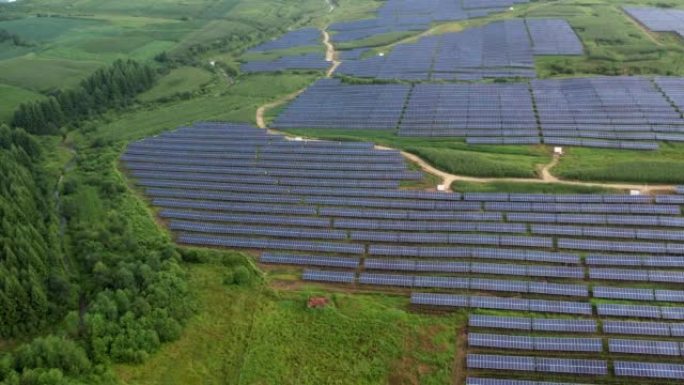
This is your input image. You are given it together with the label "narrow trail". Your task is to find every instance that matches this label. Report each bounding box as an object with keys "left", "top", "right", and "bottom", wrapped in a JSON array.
[
  {"left": 252, "top": 3, "right": 675, "bottom": 195},
  {"left": 322, "top": 30, "right": 340, "bottom": 77},
  {"left": 389, "top": 145, "right": 674, "bottom": 194}
]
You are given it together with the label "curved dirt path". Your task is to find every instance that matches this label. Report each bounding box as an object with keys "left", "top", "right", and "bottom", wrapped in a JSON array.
[
  {"left": 540, "top": 154, "right": 560, "bottom": 183},
  {"left": 387, "top": 146, "right": 674, "bottom": 194},
  {"left": 322, "top": 30, "right": 340, "bottom": 77}
]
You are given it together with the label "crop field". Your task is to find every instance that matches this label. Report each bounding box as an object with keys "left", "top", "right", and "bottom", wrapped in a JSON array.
[{"left": 7, "top": 0, "right": 684, "bottom": 384}]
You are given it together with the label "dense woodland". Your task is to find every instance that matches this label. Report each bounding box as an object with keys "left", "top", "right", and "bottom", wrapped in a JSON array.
[
  {"left": 0, "top": 55, "right": 196, "bottom": 382},
  {"left": 11, "top": 60, "right": 157, "bottom": 135}
]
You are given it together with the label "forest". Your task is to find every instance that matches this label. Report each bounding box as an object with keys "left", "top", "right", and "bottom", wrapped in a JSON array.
[{"left": 11, "top": 60, "right": 157, "bottom": 135}]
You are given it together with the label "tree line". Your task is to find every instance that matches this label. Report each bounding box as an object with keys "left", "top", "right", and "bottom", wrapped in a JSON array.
[{"left": 12, "top": 59, "right": 157, "bottom": 135}]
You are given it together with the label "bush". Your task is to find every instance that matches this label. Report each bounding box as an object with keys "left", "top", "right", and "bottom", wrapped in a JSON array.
[{"left": 232, "top": 266, "right": 251, "bottom": 285}]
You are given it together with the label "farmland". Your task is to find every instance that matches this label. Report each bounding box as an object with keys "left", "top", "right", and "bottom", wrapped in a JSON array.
[{"left": 4, "top": 0, "right": 684, "bottom": 384}]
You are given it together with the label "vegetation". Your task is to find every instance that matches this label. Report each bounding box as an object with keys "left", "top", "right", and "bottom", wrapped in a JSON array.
[
  {"left": 451, "top": 180, "right": 620, "bottom": 194},
  {"left": 117, "top": 263, "right": 462, "bottom": 385},
  {"left": 12, "top": 59, "right": 157, "bottom": 135},
  {"left": 4, "top": 0, "right": 684, "bottom": 384},
  {"left": 555, "top": 144, "right": 684, "bottom": 183},
  {"left": 282, "top": 128, "right": 552, "bottom": 178}
]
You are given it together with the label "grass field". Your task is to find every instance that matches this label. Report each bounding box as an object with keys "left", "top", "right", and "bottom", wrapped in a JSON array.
[
  {"left": 95, "top": 73, "right": 318, "bottom": 143},
  {"left": 282, "top": 129, "right": 552, "bottom": 178},
  {"left": 555, "top": 143, "right": 684, "bottom": 184},
  {"left": 0, "top": 83, "right": 43, "bottom": 123},
  {"left": 138, "top": 66, "right": 215, "bottom": 102},
  {"left": 115, "top": 262, "right": 463, "bottom": 385},
  {"left": 0, "top": 54, "right": 103, "bottom": 91}
]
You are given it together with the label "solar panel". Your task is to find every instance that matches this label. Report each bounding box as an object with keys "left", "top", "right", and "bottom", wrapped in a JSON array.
[
  {"left": 602, "top": 320, "right": 671, "bottom": 337},
  {"left": 609, "top": 339, "right": 681, "bottom": 356},
  {"left": 468, "top": 315, "right": 531, "bottom": 331},
  {"left": 614, "top": 360, "right": 684, "bottom": 379},
  {"left": 301, "top": 269, "right": 355, "bottom": 283}
]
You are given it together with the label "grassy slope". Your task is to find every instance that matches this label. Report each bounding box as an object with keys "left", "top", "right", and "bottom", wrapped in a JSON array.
[
  {"left": 116, "top": 263, "right": 463, "bottom": 385},
  {"left": 0, "top": 83, "right": 44, "bottom": 122},
  {"left": 138, "top": 66, "right": 215, "bottom": 102}
]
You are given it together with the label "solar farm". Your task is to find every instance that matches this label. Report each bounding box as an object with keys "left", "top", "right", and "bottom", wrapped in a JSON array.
[
  {"left": 104, "top": 0, "right": 684, "bottom": 383},
  {"left": 122, "top": 120, "right": 684, "bottom": 383},
  {"left": 273, "top": 76, "right": 684, "bottom": 149}
]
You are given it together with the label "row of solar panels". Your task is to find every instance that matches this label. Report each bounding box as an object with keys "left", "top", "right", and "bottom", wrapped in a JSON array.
[
  {"left": 471, "top": 332, "right": 684, "bottom": 356},
  {"left": 468, "top": 354, "right": 684, "bottom": 379},
  {"left": 467, "top": 354, "right": 607, "bottom": 375},
  {"left": 153, "top": 199, "right": 684, "bottom": 230},
  {"left": 412, "top": 292, "right": 684, "bottom": 318},
  {"left": 470, "top": 315, "right": 684, "bottom": 337},
  {"left": 410, "top": 293, "right": 592, "bottom": 314}
]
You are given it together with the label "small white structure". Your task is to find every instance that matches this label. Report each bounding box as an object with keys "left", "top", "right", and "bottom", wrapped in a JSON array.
[
  {"left": 554, "top": 146, "right": 564, "bottom": 155},
  {"left": 294, "top": 136, "right": 304, "bottom": 141},
  {"left": 209, "top": 60, "right": 216, "bottom": 67},
  {"left": 378, "top": 52, "right": 385, "bottom": 57},
  {"left": 630, "top": 190, "right": 641, "bottom": 196},
  {"left": 437, "top": 184, "right": 447, "bottom": 191}
]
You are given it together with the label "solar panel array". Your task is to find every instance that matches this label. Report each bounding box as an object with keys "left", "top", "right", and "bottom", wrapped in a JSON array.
[
  {"left": 241, "top": 52, "right": 329, "bottom": 73},
  {"left": 469, "top": 315, "right": 597, "bottom": 333},
  {"left": 337, "top": 20, "right": 547, "bottom": 81},
  {"left": 467, "top": 354, "right": 607, "bottom": 375},
  {"left": 328, "top": 0, "right": 529, "bottom": 43},
  {"left": 614, "top": 361, "right": 684, "bottom": 379},
  {"left": 532, "top": 76, "right": 684, "bottom": 149},
  {"left": 400, "top": 83, "right": 537, "bottom": 137},
  {"left": 624, "top": 7, "right": 684, "bottom": 39},
  {"left": 526, "top": 19, "right": 584, "bottom": 55},
  {"left": 467, "top": 379, "right": 593, "bottom": 385},
  {"left": 123, "top": 122, "right": 684, "bottom": 384},
  {"left": 247, "top": 27, "right": 322, "bottom": 52},
  {"left": 275, "top": 76, "right": 684, "bottom": 148},
  {"left": 273, "top": 79, "right": 410, "bottom": 129}
]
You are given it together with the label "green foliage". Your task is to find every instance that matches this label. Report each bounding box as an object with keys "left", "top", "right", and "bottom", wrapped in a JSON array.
[
  {"left": 231, "top": 266, "right": 251, "bottom": 285},
  {"left": 555, "top": 144, "right": 684, "bottom": 183},
  {"left": 116, "top": 264, "right": 462, "bottom": 385},
  {"left": 138, "top": 66, "right": 213, "bottom": 102},
  {"left": 0, "top": 125, "right": 72, "bottom": 338},
  {"left": 11, "top": 59, "right": 157, "bottom": 135},
  {"left": 451, "top": 180, "right": 619, "bottom": 194}
]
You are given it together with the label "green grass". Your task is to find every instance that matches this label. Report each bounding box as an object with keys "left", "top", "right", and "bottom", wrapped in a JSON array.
[
  {"left": 0, "top": 83, "right": 44, "bottom": 122},
  {"left": 0, "top": 15, "right": 102, "bottom": 42},
  {"left": 526, "top": 0, "right": 684, "bottom": 77},
  {"left": 138, "top": 66, "right": 214, "bottom": 102},
  {"left": 451, "top": 180, "right": 620, "bottom": 194},
  {"left": 95, "top": 73, "right": 318, "bottom": 143},
  {"left": 115, "top": 263, "right": 462, "bottom": 385},
  {"left": 282, "top": 129, "right": 552, "bottom": 178},
  {"left": 555, "top": 144, "right": 684, "bottom": 184},
  {"left": 0, "top": 54, "right": 103, "bottom": 91}
]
